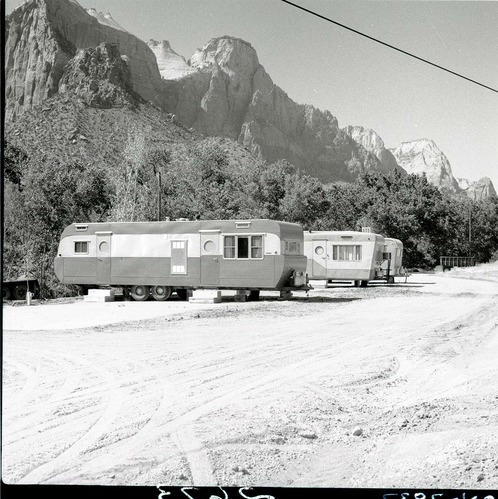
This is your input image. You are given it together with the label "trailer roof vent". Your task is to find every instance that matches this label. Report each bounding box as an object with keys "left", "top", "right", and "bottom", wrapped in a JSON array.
[
  {"left": 75, "top": 224, "right": 88, "bottom": 231},
  {"left": 340, "top": 235, "right": 353, "bottom": 239},
  {"left": 236, "top": 221, "right": 251, "bottom": 229}
]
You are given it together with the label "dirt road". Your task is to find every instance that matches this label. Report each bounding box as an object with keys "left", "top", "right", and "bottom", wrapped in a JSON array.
[{"left": 2, "top": 266, "right": 498, "bottom": 489}]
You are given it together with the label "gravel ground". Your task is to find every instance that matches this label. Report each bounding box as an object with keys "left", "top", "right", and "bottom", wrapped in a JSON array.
[{"left": 2, "top": 265, "right": 498, "bottom": 489}]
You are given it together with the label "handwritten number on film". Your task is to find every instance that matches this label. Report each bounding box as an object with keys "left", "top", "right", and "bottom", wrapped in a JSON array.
[{"left": 157, "top": 486, "right": 275, "bottom": 499}]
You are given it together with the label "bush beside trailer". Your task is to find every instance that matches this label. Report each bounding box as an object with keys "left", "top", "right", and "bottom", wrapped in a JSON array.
[
  {"left": 54, "top": 219, "right": 310, "bottom": 300},
  {"left": 304, "top": 230, "right": 386, "bottom": 287}
]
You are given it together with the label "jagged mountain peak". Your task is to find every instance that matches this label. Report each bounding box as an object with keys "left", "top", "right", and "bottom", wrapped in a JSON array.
[
  {"left": 343, "top": 125, "right": 404, "bottom": 175},
  {"left": 344, "top": 125, "right": 386, "bottom": 150},
  {"left": 147, "top": 39, "right": 197, "bottom": 80},
  {"left": 190, "top": 36, "right": 260, "bottom": 76},
  {"left": 86, "top": 8, "right": 128, "bottom": 32},
  {"left": 391, "top": 138, "right": 460, "bottom": 192},
  {"left": 460, "top": 177, "right": 497, "bottom": 200}
]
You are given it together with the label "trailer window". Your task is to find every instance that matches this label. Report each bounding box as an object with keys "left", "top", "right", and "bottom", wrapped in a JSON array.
[
  {"left": 332, "top": 245, "right": 361, "bottom": 261},
  {"left": 74, "top": 241, "right": 89, "bottom": 254},
  {"left": 284, "top": 240, "right": 302, "bottom": 255},
  {"left": 224, "top": 236, "right": 236, "bottom": 258},
  {"left": 223, "top": 235, "right": 263, "bottom": 259},
  {"left": 251, "top": 236, "right": 263, "bottom": 258}
]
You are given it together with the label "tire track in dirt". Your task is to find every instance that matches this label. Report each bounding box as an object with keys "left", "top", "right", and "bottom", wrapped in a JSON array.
[
  {"left": 3, "top": 358, "right": 40, "bottom": 409},
  {"left": 3, "top": 351, "right": 97, "bottom": 440},
  {"left": 16, "top": 351, "right": 127, "bottom": 484},
  {"left": 56, "top": 327, "right": 403, "bottom": 483},
  {"left": 172, "top": 425, "right": 217, "bottom": 485}
]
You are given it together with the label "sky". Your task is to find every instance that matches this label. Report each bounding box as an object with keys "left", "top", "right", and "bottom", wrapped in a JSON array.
[{"left": 6, "top": 0, "right": 498, "bottom": 187}]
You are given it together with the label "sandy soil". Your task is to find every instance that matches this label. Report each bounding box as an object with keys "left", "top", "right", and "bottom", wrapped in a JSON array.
[{"left": 2, "top": 264, "right": 498, "bottom": 489}]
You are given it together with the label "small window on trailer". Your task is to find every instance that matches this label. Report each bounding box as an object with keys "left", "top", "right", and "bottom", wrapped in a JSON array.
[
  {"left": 74, "top": 241, "right": 89, "bottom": 254},
  {"left": 283, "top": 240, "right": 301, "bottom": 255},
  {"left": 251, "top": 236, "right": 263, "bottom": 258}
]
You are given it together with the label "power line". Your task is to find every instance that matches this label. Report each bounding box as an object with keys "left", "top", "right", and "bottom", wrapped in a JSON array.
[{"left": 281, "top": 0, "right": 498, "bottom": 94}]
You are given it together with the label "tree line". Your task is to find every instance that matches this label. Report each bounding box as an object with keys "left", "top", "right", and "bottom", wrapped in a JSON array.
[{"left": 4, "top": 132, "right": 498, "bottom": 297}]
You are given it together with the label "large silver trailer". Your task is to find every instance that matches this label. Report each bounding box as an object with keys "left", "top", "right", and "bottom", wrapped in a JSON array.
[
  {"left": 54, "top": 219, "right": 309, "bottom": 300},
  {"left": 304, "top": 230, "right": 386, "bottom": 287}
]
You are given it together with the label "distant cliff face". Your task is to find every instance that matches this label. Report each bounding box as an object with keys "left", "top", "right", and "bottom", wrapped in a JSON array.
[
  {"left": 58, "top": 42, "right": 143, "bottom": 108},
  {"left": 156, "top": 36, "right": 381, "bottom": 183},
  {"left": 4, "top": 0, "right": 162, "bottom": 120},
  {"left": 147, "top": 39, "right": 197, "bottom": 80},
  {"left": 390, "top": 139, "right": 461, "bottom": 192},
  {"left": 458, "top": 177, "right": 497, "bottom": 200},
  {"left": 343, "top": 125, "right": 404, "bottom": 175}
]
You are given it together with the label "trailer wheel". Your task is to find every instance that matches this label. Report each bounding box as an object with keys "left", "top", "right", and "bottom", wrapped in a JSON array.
[
  {"left": 360, "top": 280, "right": 368, "bottom": 287},
  {"left": 248, "top": 290, "right": 260, "bottom": 301},
  {"left": 14, "top": 284, "right": 28, "bottom": 300},
  {"left": 3, "top": 285, "right": 12, "bottom": 300},
  {"left": 278, "top": 290, "right": 292, "bottom": 300},
  {"left": 151, "top": 285, "right": 172, "bottom": 301},
  {"left": 130, "top": 285, "right": 150, "bottom": 301},
  {"left": 387, "top": 276, "right": 395, "bottom": 284},
  {"left": 353, "top": 280, "right": 360, "bottom": 287},
  {"left": 176, "top": 289, "right": 188, "bottom": 301}
]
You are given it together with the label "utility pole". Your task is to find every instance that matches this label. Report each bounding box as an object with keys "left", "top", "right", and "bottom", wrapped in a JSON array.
[
  {"left": 157, "top": 168, "right": 162, "bottom": 221},
  {"left": 468, "top": 204, "right": 472, "bottom": 259}
]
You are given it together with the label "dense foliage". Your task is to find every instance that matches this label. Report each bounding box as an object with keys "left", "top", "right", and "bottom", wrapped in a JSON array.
[{"left": 3, "top": 137, "right": 498, "bottom": 297}]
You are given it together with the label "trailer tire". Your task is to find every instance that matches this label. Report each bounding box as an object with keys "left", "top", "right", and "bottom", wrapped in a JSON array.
[
  {"left": 3, "top": 285, "right": 12, "bottom": 300},
  {"left": 278, "top": 290, "right": 292, "bottom": 300},
  {"left": 176, "top": 289, "right": 188, "bottom": 301},
  {"left": 14, "top": 284, "right": 28, "bottom": 300},
  {"left": 130, "top": 285, "right": 150, "bottom": 301},
  {"left": 151, "top": 285, "right": 172, "bottom": 301},
  {"left": 248, "top": 290, "right": 260, "bottom": 301},
  {"left": 354, "top": 280, "right": 360, "bottom": 287},
  {"left": 360, "top": 280, "right": 368, "bottom": 287},
  {"left": 387, "top": 276, "right": 395, "bottom": 284}
]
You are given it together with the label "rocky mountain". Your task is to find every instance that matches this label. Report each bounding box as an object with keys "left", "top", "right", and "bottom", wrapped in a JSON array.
[
  {"left": 4, "top": 0, "right": 382, "bottom": 184},
  {"left": 4, "top": 0, "right": 163, "bottom": 121},
  {"left": 58, "top": 42, "right": 143, "bottom": 109},
  {"left": 390, "top": 139, "right": 461, "bottom": 192},
  {"left": 4, "top": 0, "right": 495, "bottom": 192},
  {"left": 147, "top": 39, "right": 197, "bottom": 80},
  {"left": 390, "top": 139, "right": 496, "bottom": 199},
  {"left": 156, "top": 36, "right": 381, "bottom": 183},
  {"left": 458, "top": 177, "right": 497, "bottom": 200},
  {"left": 342, "top": 125, "right": 404, "bottom": 174}
]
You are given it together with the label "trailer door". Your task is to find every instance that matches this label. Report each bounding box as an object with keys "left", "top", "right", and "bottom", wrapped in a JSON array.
[
  {"left": 200, "top": 230, "right": 220, "bottom": 286},
  {"left": 96, "top": 231, "right": 112, "bottom": 285},
  {"left": 311, "top": 239, "right": 328, "bottom": 278}
]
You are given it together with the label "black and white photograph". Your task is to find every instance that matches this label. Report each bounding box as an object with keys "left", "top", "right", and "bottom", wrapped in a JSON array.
[{"left": 2, "top": 0, "right": 498, "bottom": 495}]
